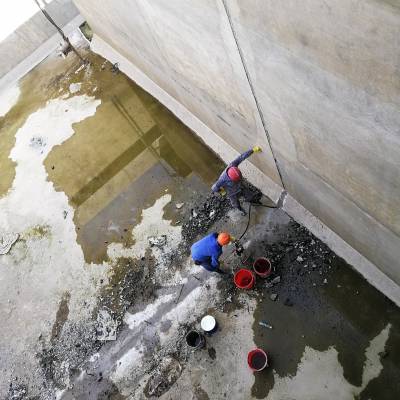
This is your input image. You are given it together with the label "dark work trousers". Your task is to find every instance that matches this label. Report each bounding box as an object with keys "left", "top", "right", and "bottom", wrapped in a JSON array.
[
  {"left": 194, "top": 258, "right": 223, "bottom": 273},
  {"left": 229, "top": 187, "right": 257, "bottom": 210}
]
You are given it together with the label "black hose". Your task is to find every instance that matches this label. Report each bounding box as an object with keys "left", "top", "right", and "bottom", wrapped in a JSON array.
[
  {"left": 238, "top": 202, "right": 277, "bottom": 241},
  {"left": 238, "top": 202, "right": 252, "bottom": 240},
  {"left": 222, "top": 200, "right": 278, "bottom": 265}
]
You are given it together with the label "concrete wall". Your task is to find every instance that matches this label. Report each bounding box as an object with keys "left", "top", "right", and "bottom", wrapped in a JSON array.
[
  {"left": 225, "top": 0, "right": 400, "bottom": 284},
  {"left": 0, "top": 0, "right": 83, "bottom": 89},
  {"left": 73, "top": 0, "right": 400, "bottom": 303}
]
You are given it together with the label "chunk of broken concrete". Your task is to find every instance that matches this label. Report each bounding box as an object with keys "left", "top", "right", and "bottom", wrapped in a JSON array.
[
  {"left": 0, "top": 233, "right": 19, "bottom": 255},
  {"left": 96, "top": 309, "right": 118, "bottom": 341},
  {"left": 270, "top": 293, "right": 278, "bottom": 301},
  {"left": 144, "top": 356, "right": 182, "bottom": 397},
  {"left": 271, "top": 276, "right": 281, "bottom": 284},
  {"left": 148, "top": 235, "right": 167, "bottom": 247},
  {"left": 175, "top": 203, "right": 184, "bottom": 209},
  {"left": 265, "top": 276, "right": 281, "bottom": 289},
  {"left": 69, "top": 82, "right": 82, "bottom": 94}
]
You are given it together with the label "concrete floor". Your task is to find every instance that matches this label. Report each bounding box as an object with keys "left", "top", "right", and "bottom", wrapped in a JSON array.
[{"left": 0, "top": 35, "right": 399, "bottom": 400}]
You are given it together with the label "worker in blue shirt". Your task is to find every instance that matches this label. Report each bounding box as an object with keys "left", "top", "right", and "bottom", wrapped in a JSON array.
[
  {"left": 191, "top": 232, "right": 231, "bottom": 273},
  {"left": 211, "top": 146, "right": 262, "bottom": 215}
]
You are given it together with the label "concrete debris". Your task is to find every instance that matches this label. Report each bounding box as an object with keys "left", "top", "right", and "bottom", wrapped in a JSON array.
[
  {"left": 6, "top": 383, "right": 27, "bottom": 400},
  {"left": 0, "top": 233, "right": 19, "bottom": 255},
  {"left": 57, "top": 41, "right": 72, "bottom": 58},
  {"left": 323, "top": 278, "right": 328, "bottom": 284},
  {"left": 296, "top": 256, "right": 304, "bottom": 262},
  {"left": 182, "top": 192, "right": 231, "bottom": 243},
  {"left": 111, "top": 62, "right": 120, "bottom": 74},
  {"left": 148, "top": 235, "right": 167, "bottom": 247},
  {"left": 259, "top": 321, "right": 273, "bottom": 329},
  {"left": 265, "top": 275, "right": 281, "bottom": 288},
  {"left": 69, "top": 82, "right": 82, "bottom": 94},
  {"left": 270, "top": 293, "right": 278, "bottom": 301},
  {"left": 144, "top": 356, "right": 182, "bottom": 397},
  {"left": 74, "top": 64, "right": 85, "bottom": 74},
  {"left": 29, "top": 136, "right": 46, "bottom": 149},
  {"left": 175, "top": 203, "right": 184, "bottom": 209},
  {"left": 271, "top": 276, "right": 281, "bottom": 284},
  {"left": 96, "top": 310, "right": 118, "bottom": 341}
]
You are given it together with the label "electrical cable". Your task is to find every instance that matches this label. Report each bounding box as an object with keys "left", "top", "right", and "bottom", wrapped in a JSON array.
[
  {"left": 238, "top": 202, "right": 252, "bottom": 241},
  {"left": 237, "top": 201, "right": 276, "bottom": 241},
  {"left": 221, "top": 200, "right": 279, "bottom": 267}
]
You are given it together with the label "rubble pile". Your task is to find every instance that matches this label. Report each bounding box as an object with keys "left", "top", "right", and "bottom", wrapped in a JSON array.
[
  {"left": 182, "top": 193, "right": 230, "bottom": 244},
  {"left": 37, "top": 321, "right": 101, "bottom": 391},
  {"left": 258, "top": 219, "right": 339, "bottom": 309}
]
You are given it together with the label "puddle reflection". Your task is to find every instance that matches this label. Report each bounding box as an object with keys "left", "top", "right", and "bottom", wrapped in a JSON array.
[{"left": 43, "top": 51, "right": 224, "bottom": 263}]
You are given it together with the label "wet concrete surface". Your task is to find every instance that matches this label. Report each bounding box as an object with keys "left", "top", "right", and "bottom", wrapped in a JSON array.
[
  {"left": 248, "top": 215, "right": 400, "bottom": 399},
  {"left": 0, "top": 32, "right": 399, "bottom": 400}
]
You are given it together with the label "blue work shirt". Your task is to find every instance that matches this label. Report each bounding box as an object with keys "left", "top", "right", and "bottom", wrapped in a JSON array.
[
  {"left": 211, "top": 149, "right": 253, "bottom": 197},
  {"left": 191, "top": 233, "right": 222, "bottom": 268}
]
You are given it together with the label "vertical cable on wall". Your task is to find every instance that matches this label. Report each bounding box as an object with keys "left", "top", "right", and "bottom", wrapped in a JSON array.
[{"left": 221, "top": 0, "right": 285, "bottom": 189}]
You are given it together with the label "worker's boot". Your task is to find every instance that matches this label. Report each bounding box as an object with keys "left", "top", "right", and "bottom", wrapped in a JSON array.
[
  {"left": 215, "top": 268, "right": 226, "bottom": 275},
  {"left": 251, "top": 199, "right": 262, "bottom": 205},
  {"left": 238, "top": 206, "right": 247, "bottom": 216}
]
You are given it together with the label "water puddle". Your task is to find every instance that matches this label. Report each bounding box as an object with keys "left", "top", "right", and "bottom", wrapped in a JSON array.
[
  {"left": 267, "top": 325, "right": 391, "bottom": 400},
  {"left": 0, "top": 48, "right": 88, "bottom": 197},
  {"left": 40, "top": 51, "right": 224, "bottom": 263},
  {"left": 0, "top": 38, "right": 228, "bottom": 398},
  {"left": 251, "top": 218, "right": 400, "bottom": 399},
  {"left": 1, "top": 42, "right": 220, "bottom": 265}
]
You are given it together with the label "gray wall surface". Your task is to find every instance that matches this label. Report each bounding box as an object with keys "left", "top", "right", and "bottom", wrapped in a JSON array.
[
  {"left": 0, "top": 0, "right": 80, "bottom": 80},
  {"left": 72, "top": 1, "right": 400, "bottom": 294}
]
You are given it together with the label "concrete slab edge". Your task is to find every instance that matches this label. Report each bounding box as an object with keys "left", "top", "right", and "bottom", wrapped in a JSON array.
[
  {"left": 0, "top": 14, "right": 85, "bottom": 91},
  {"left": 283, "top": 193, "right": 400, "bottom": 307},
  {"left": 90, "top": 34, "right": 400, "bottom": 307}
]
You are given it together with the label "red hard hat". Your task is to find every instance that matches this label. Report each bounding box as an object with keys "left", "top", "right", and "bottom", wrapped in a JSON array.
[{"left": 227, "top": 166, "right": 242, "bottom": 182}]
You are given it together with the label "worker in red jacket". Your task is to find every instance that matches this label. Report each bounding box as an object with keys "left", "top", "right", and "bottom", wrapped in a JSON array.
[
  {"left": 211, "top": 146, "right": 262, "bottom": 215},
  {"left": 191, "top": 232, "right": 231, "bottom": 273}
]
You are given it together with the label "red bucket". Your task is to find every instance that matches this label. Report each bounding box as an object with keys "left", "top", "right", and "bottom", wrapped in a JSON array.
[
  {"left": 253, "top": 257, "right": 272, "bottom": 278},
  {"left": 248, "top": 348, "right": 268, "bottom": 371},
  {"left": 234, "top": 269, "right": 255, "bottom": 290}
]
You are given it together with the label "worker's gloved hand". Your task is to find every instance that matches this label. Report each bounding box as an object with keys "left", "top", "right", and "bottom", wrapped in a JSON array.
[
  {"left": 219, "top": 187, "right": 226, "bottom": 196},
  {"left": 253, "top": 146, "right": 262, "bottom": 153}
]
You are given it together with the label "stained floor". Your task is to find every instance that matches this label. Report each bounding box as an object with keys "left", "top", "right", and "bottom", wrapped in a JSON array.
[{"left": 0, "top": 34, "right": 399, "bottom": 400}]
